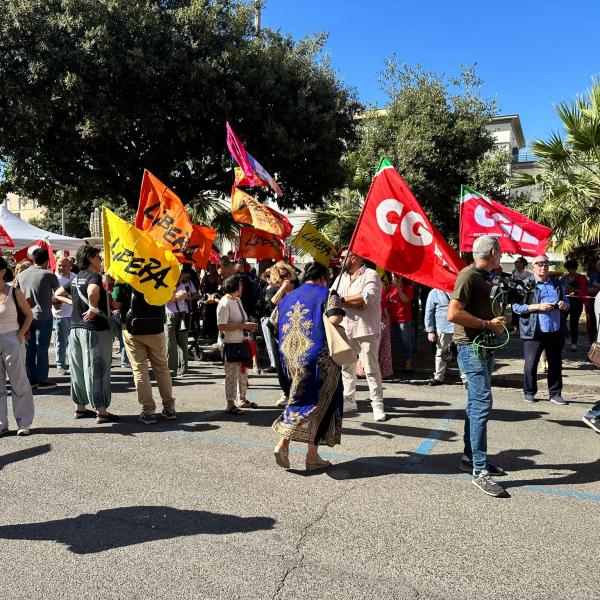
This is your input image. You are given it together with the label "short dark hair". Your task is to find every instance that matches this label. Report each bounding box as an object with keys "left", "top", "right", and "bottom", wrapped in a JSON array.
[
  {"left": 32, "top": 248, "right": 49, "bottom": 266},
  {"left": 302, "top": 261, "right": 329, "bottom": 283},
  {"left": 564, "top": 259, "right": 578, "bottom": 270},
  {"left": 0, "top": 257, "right": 8, "bottom": 272},
  {"left": 219, "top": 255, "right": 232, "bottom": 267},
  {"left": 222, "top": 274, "right": 242, "bottom": 294},
  {"left": 76, "top": 245, "right": 101, "bottom": 270}
]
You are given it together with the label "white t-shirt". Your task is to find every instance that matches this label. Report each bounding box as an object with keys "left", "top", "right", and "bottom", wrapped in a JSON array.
[
  {"left": 52, "top": 273, "right": 76, "bottom": 319},
  {"left": 166, "top": 282, "right": 197, "bottom": 314},
  {"left": 216, "top": 295, "right": 247, "bottom": 343}
]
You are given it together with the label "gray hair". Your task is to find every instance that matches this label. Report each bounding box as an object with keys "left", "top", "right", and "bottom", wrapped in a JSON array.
[{"left": 472, "top": 236, "right": 501, "bottom": 260}]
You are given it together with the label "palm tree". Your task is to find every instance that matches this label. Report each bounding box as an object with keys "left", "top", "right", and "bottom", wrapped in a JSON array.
[
  {"left": 511, "top": 80, "right": 600, "bottom": 253},
  {"left": 186, "top": 192, "right": 240, "bottom": 243}
]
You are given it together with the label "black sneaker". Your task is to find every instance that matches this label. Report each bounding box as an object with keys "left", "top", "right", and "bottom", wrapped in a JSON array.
[
  {"left": 460, "top": 457, "right": 506, "bottom": 476},
  {"left": 582, "top": 416, "right": 600, "bottom": 433},
  {"left": 162, "top": 409, "right": 177, "bottom": 421},
  {"left": 472, "top": 471, "right": 505, "bottom": 497},
  {"left": 263, "top": 366, "right": 277, "bottom": 374},
  {"left": 37, "top": 381, "right": 57, "bottom": 389},
  {"left": 138, "top": 412, "right": 159, "bottom": 425},
  {"left": 428, "top": 378, "right": 444, "bottom": 386}
]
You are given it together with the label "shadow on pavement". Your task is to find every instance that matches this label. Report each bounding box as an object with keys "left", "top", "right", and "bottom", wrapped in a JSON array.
[
  {"left": 0, "top": 444, "right": 52, "bottom": 471},
  {"left": 0, "top": 506, "right": 276, "bottom": 554}
]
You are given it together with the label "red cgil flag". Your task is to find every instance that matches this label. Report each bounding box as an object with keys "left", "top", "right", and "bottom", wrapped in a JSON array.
[
  {"left": 349, "top": 158, "right": 465, "bottom": 293},
  {"left": 459, "top": 186, "right": 552, "bottom": 257},
  {"left": 13, "top": 240, "right": 57, "bottom": 271}
]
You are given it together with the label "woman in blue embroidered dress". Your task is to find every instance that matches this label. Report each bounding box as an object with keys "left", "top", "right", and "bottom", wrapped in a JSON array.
[{"left": 271, "top": 262, "right": 345, "bottom": 471}]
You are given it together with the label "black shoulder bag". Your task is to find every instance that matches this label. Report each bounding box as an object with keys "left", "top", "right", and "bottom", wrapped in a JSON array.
[{"left": 222, "top": 299, "right": 252, "bottom": 362}]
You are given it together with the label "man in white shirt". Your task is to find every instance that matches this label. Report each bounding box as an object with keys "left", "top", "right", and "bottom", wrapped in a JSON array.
[
  {"left": 52, "top": 256, "right": 76, "bottom": 375},
  {"left": 333, "top": 249, "right": 385, "bottom": 422}
]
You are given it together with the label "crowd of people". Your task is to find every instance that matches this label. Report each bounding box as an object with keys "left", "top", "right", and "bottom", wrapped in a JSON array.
[{"left": 1, "top": 237, "right": 599, "bottom": 498}]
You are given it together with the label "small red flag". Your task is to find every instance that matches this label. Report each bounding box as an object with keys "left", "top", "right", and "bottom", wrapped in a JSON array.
[
  {"left": 181, "top": 224, "right": 218, "bottom": 270},
  {"left": 0, "top": 224, "right": 15, "bottom": 248},
  {"left": 13, "top": 240, "right": 57, "bottom": 272},
  {"left": 349, "top": 159, "right": 465, "bottom": 293},
  {"left": 459, "top": 186, "right": 552, "bottom": 257}
]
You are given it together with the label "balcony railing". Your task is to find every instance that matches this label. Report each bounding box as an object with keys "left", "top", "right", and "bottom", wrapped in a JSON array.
[{"left": 511, "top": 152, "right": 538, "bottom": 163}]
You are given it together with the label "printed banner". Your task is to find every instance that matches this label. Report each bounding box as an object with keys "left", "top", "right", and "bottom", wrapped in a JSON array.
[
  {"left": 181, "top": 224, "right": 218, "bottom": 270},
  {"left": 349, "top": 158, "right": 465, "bottom": 293},
  {"left": 231, "top": 187, "right": 291, "bottom": 238},
  {"left": 239, "top": 227, "right": 284, "bottom": 261},
  {"left": 135, "top": 169, "right": 193, "bottom": 262},
  {"left": 103, "top": 207, "right": 181, "bottom": 306},
  {"left": 291, "top": 221, "right": 337, "bottom": 267},
  {"left": 459, "top": 186, "right": 552, "bottom": 256}
]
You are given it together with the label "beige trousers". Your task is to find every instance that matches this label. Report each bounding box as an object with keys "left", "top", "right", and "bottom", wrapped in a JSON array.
[
  {"left": 342, "top": 334, "right": 384, "bottom": 407},
  {"left": 123, "top": 330, "right": 175, "bottom": 414},
  {"left": 224, "top": 360, "right": 248, "bottom": 406}
]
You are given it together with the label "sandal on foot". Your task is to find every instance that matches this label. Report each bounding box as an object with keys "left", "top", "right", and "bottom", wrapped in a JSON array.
[
  {"left": 96, "top": 412, "right": 121, "bottom": 424},
  {"left": 274, "top": 446, "right": 290, "bottom": 469},
  {"left": 74, "top": 409, "right": 96, "bottom": 419},
  {"left": 237, "top": 400, "right": 258, "bottom": 409},
  {"left": 226, "top": 405, "right": 244, "bottom": 415},
  {"left": 305, "top": 458, "right": 332, "bottom": 472}
]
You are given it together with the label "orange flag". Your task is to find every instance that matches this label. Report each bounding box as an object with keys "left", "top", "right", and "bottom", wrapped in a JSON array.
[
  {"left": 231, "top": 187, "right": 291, "bottom": 238},
  {"left": 135, "top": 170, "right": 193, "bottom": 262},
  {"left": 239, "top": 227, "right": 284, "bottom": 260},
  {"left": 181, "top": 224, "right": 218, "bottom": 270}
]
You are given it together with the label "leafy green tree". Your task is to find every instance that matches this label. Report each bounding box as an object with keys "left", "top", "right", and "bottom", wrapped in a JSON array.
[
  {"left": 353, "top": 61, "right": 506, "bottom": 242},
  {"left": 0, "top": 0, "right": 357, "bottom": 235},
  {"left": 511, "top": 80, "right": 600, "bottom": 253}
]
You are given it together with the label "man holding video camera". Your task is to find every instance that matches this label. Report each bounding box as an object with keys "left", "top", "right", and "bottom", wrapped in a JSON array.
[{"left": 512, "top": 255, "right": 569, "bottom": 405}]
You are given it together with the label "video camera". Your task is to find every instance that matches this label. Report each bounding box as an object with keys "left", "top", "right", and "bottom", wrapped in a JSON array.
[{"left": 491, "top": 273, "right": 536, "bottom": 308}]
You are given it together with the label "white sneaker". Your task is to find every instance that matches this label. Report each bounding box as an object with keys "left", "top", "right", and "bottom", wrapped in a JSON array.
[
  {"left": 17, "top": 427, "right": 30, "bottom": 436},
  {"left": 344, "top": 399, "right": 358, "bottom": 414},
  {"left": 276, "top": 393, "right": 288, "bottom": 407},
  {"left": 372, "top": 402, "right": 386, "bottom": 422}
]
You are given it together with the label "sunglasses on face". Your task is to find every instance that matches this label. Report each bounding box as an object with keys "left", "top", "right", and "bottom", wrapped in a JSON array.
[{"left": 534, "top": 261, "right": 550, "bottom": 266}]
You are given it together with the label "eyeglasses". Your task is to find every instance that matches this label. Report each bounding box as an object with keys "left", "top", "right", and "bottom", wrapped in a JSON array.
[
  {"left": 278, "top": 271, "right": 290, "bottom": 278},
  {"left": 533, "top": 261, "right": 550, "bottom": 266}
]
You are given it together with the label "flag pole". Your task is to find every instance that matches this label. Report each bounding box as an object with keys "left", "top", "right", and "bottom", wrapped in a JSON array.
[{"left": 334, "top": 160, "right": 381, "bottom": 291}]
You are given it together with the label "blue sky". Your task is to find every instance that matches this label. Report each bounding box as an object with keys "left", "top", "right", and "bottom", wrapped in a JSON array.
[{"left": 262, "top": 0, "right": 600, "bottom": 149}]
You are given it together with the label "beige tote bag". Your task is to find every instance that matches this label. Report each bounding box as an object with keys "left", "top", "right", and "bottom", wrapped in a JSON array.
[{"left": 323, "top": 315, "right": 356, "bottom": 366}]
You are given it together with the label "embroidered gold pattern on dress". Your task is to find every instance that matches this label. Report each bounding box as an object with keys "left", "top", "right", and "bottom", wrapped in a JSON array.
[{"left": 280, "top": 301, "right": 313, "bottom": 399}]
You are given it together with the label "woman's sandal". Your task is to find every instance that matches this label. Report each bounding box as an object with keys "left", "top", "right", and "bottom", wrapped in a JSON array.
[
  {"left": 237, "top": 400, "right": 258, "bottom": 409},
  {"left": 274, "top": 445, "right": 290, "bottom": 469},
  {"left": 226, "top": 405, "right": 244, "bottom": 415},
  {"left": 74, "top": 409, "right": 96, "bottom": 419},
  {"left": 305, "top": 458, "right": 332, "bottom": 472}
]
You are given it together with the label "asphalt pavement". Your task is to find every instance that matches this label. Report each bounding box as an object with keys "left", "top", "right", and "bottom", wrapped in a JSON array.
[{"left": 0, "top": 348, "right": 599, "bottom": 600}]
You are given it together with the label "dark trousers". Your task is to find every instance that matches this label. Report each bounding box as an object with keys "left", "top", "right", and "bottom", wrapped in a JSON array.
[
  {"left": 523, "top": 331, "right": 564, "bottom": 397},
  {"left": 568, "top": 299, "right": 584, "bottom": 344}
]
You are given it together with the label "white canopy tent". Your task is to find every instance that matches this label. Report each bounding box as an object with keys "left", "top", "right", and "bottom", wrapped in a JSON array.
[{"left": 0, "top": 202, "right": 85, "bottom": 253}]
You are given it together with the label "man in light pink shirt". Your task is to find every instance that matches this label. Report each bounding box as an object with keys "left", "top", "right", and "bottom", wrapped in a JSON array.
[{"left": 333, "top": 249, "right": 385, "bottom": 422}]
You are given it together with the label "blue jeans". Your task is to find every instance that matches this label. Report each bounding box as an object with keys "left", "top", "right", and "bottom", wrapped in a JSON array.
[
  {"left": 390, "top": 321, "right": 412, "bottom": 360},
  {"left": 53, "top": 317, "right": 71, "bottom": 369},
  {"left": 26, "top": 319, "right": 53, "bottom": 384},
  {"left": 457, "top": 344, "right": 495, "bottom": 473},
  {"left": 586, "top": 401, "right": 600, "bottom": 419}
]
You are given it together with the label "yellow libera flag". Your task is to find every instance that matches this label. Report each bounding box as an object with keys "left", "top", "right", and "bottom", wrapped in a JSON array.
[
  {"left": 291, "top": 221, "right": 337, "bottom": 267},
  {"left": 102, "top": 207, "right": 181, "bottom": 306}
]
